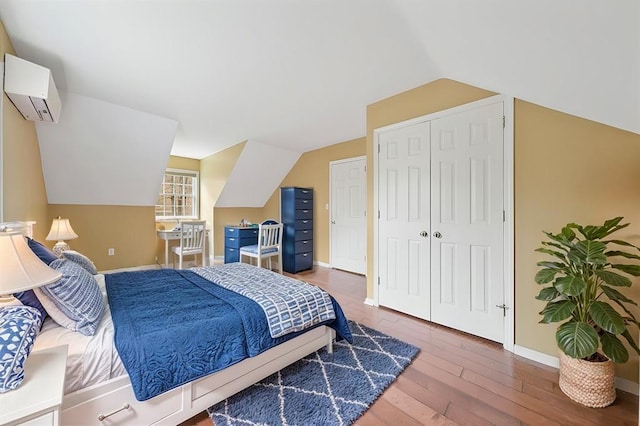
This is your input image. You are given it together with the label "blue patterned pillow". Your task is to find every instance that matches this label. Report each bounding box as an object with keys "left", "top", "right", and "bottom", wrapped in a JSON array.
[
  {"left": 62, "top": 250, "right": 97, "bottom": 275},
  {"left": 26, "top": 237, "right": 58, "bottom": 264},
  {"left": 0, "top": 306, "right": 43, "bottom": 393},
  {"left": 35, "top": 258, "right": 104, "bottom": 336},
  {"left": 12, "top": 291, "right": 48, "bottom": 323}
]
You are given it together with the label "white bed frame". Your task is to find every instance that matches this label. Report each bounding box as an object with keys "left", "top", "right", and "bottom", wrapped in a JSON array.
[
  {"left": 62, "top": 326, "right": 334, "bottom": 425},
  {"left": 4, "top": 221, "right": 336, "bottom": 425}
]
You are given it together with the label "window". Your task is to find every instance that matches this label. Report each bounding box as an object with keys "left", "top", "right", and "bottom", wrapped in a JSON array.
[{"left": 155, "top": 168, "right": 199, "bottom": 220}]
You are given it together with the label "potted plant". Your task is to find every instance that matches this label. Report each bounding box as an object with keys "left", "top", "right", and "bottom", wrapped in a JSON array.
[{"left": 535, "top": 217, "right": 640, "bottom": 407}]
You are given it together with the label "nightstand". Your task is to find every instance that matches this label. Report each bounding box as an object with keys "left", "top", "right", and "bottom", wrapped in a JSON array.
[{"left": 0, "top": 345, "right": 67, "bottom": 426}]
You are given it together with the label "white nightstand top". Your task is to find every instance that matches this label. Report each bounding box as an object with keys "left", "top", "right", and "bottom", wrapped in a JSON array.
[{"left": 0, "top": 345, "right": 67, "bottom": 425}]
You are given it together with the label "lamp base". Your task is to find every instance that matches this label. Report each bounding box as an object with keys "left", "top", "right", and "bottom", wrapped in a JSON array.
[
  {"left": 0, "top": 294, "right": 16, "bottom": 303},
  {"left": 52, "top": 241, "right": 70, "bottom": 257}
]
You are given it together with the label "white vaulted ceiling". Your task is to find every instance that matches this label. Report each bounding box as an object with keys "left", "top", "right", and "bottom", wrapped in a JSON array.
[{"left": 0, "top": 0, "right": 638, "bottom": 206}]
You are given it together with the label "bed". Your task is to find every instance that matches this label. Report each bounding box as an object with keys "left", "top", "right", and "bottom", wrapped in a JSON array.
[{"left": 5, "top": 221, "right": 351, "bottom": 426}]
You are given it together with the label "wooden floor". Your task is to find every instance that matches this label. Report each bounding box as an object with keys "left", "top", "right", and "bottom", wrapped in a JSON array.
[{"left": 179, "top": 266, "right": 638, "bottom": 426}]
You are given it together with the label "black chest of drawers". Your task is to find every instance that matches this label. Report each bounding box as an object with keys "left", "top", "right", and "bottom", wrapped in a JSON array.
[{"left": 280, "top": 187, "right": 313, "bottom": 273}]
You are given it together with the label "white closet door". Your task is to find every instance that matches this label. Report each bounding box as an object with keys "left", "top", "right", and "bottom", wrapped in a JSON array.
[
  {"left": 378, "top": 122, "right": 431, "bottom": 320},
  {"left": 430, "top": 102, "right": 505, "bottom": 343}
]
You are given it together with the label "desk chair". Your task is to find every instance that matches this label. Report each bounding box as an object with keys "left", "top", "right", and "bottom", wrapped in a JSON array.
[
  {"left": 239, "top": 220, "right": 283, "bottom": 274},
  {"left": 171, "top": 220, "right": 206, "bottom": 269}
]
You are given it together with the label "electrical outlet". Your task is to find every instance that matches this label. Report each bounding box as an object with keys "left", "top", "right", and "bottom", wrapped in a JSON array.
[{"left": 108, "top": 248, "right": 115, "bottom": 256}]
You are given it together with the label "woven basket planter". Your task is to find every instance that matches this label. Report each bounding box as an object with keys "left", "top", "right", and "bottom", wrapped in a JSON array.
[{"left": 558, "top": 351, "right": 616, "bottom": 408}]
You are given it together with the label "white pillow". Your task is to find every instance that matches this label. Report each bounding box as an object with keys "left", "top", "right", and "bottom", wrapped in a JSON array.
[
  {"left": 33, "top": 259, "right": 104, "bottom": 336},
  {"left": 62, "top": 250, "right": 98, "bottom": 275}
]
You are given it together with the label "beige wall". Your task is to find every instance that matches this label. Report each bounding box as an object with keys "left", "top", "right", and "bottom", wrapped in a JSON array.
[
  {"left": 211, "top": 137, "right": 366, "bottom": 263},
  {"left": 0, "top": 21, "right": 49, "bottom": 239},
  {"left": 213, "top": 207, "right": 264, "bottom": 256},
  {"left": 365, "top": 78, "right": 640, "bottom": 383},
  {"left": 49, "top": 204, "right": 156, "bottom": 271},
  {"left": 201, "top": 142, "right": 246, "bottom": 258},
  {"left": 514, "top": 100, "right": 640, "bottom": 383}
]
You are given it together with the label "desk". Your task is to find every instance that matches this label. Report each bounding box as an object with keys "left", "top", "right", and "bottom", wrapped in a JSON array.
[
  {"left": 224, "top": 226, "right": 259, "bottom": 263},
  {"left": 157, "top": 229, "right": 209, "bottom": 268}
]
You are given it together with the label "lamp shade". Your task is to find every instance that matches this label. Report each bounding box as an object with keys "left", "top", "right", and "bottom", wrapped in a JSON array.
[
  {"left": 0, "top": 232, "right": 62, "bottom": 294},
  {"left": 45, "top": 217, "right": 78, "bottom": 241}
]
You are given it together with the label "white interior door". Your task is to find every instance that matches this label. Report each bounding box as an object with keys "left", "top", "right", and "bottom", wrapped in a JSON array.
[
  {"left": 330, "top": 157, "right": 366, "bottom": 274},
  {"left": 430, "top": 102, "right": 505, "bottom": 343},
  {"left": 377, "top": 122, "right": 431, "bottom": 320}
]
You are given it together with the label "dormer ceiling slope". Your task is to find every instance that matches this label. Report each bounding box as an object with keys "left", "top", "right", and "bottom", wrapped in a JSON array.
[{"left": 0, "top": 1, "right": 638, "bottom": 206}]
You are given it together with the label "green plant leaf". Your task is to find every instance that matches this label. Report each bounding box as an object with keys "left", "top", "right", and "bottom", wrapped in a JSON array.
[
  {"left": 539, "top": 300, "right": 576, "bottom": 323},
  {"left": 611, "top": 264, "right": 640, "bottom": 276},
  {"left": 535, "top": 268, "right": 557, "bottom": 284},
  {"left": 605, "top": 250, "right": 640, "bottom": 261},
  {"left": 620, "top": 329, "right": 640, "bottom": 356},
  {"left": 607, "top": 298, "right": 640, "bottom": 326},
  {"left": 556, "top": 321, "right": 599, "bottom": 359},
  {"left": 578, "top": 225, "right": 600, "bottom": 240},
  {"left": 543, "top": 232, "right": 573, "bottom": 249},
  {"left": 589, "top": 301, "right": 625, "bottom": 334},
  {"left": 600, "top": 332, "right": 629, "bottom": 363},
  {"left": 536, "top": 287, "right": 561, "bottom": 301},
  {"left": 568, "top": 240, "right": 607, "bottom": 265},
  {"left": 604, "top": 239, "right": 640, "bottom": 252},
  {"left": 536, "top": 261, "right": 565, "bottom": 270},
  {"left": 595, "top": 270, "right": 632, "bottom": 287},
  {"left": 553, "top": 276, "right": 586, "bottom": 297},
  {"left": 602, "top": 217, "right": 624, "bottom": 230},
  {"left": 535, "top": 248, "right": 567, "bottom": 260},
  {"left": 561, "top": 226, "right": 575, "bottom": 241},
  {"left": 542, "top": 241, "right": 570, "bottom": 253},
  {"left": 600, "top": 285, "right": 638, "bottom": 305}
]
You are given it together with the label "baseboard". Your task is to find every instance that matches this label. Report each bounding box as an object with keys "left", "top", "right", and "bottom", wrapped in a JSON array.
[
  {"left": 314, "top": 261, "right": 330, "bottom": 268},
  {"left": 514, "top": 345, "right": 639, "bottom": 396},
  {"left": 98, "top": 264, "right": 159, "bottom": 274},
  {"left": 363, "top": 298, "right": 376, "bottom": 306}
]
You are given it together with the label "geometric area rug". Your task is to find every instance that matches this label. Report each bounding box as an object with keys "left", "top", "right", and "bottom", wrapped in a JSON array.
[{"left": 208, "top": 321, "right": 420, "bottom": 425}]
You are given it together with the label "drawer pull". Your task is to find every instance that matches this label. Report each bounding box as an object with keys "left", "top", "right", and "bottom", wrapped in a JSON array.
[{"left": 98, "top": 403, "right": 131, "bottom": 421}]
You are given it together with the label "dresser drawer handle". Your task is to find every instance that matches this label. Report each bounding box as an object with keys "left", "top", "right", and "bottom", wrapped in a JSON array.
[
  {"left": 98, "top": 403, "right": 131, "bottom": 421},
  {"left": 228, "top": 238, "right": 236, "bottom": 241}
]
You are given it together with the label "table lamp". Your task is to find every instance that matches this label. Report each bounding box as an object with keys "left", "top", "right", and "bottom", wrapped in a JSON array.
[
  {"left": 45, "top": 217, "right": 78, "bottom": 256},
  {"left": 0, "top": 231, "right": 62, "bottom": 296},
  {"left": 0, "top": 231, "right": 61, "bottom": 393}
]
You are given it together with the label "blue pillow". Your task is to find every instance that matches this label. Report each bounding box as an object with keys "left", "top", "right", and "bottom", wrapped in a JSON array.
[
  {"left": 35, "top": 258, "right": 104, "bottom": 336},
  {"left": 26, "top": 237, "right": 58, "bottom": 265},
  {"left": 0, "top": 306, "right": 43, "bottom": 393},
  {"left": 62, "top": 250, "right": 97, "bottom": 275},
  {"left": 12, "top": 291, "right": 48, "bottom": 323}
]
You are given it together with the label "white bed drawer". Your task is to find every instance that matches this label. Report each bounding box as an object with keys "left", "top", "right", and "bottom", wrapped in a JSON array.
[{"left": 61, "top": 378, "right": 182, "bottom": 426}]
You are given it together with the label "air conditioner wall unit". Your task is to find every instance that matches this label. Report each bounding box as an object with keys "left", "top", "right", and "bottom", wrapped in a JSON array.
[{"left": 3, "top": 53, "right": 61, "bottom": 123}]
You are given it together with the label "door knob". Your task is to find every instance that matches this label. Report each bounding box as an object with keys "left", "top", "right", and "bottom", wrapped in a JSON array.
[
  {"left": 331, "top": 220, "right": 336, "bottom": 224},
  {"left": 433, "top": 231, "right": 442, "bottom": 238},
  {"left": 419, "top": 231, "right": 428, "bottom": 237}
]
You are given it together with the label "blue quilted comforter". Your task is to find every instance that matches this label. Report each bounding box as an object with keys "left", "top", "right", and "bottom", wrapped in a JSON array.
[{"left": 105, "top": 268, "right": 351, "bottom": 401}]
